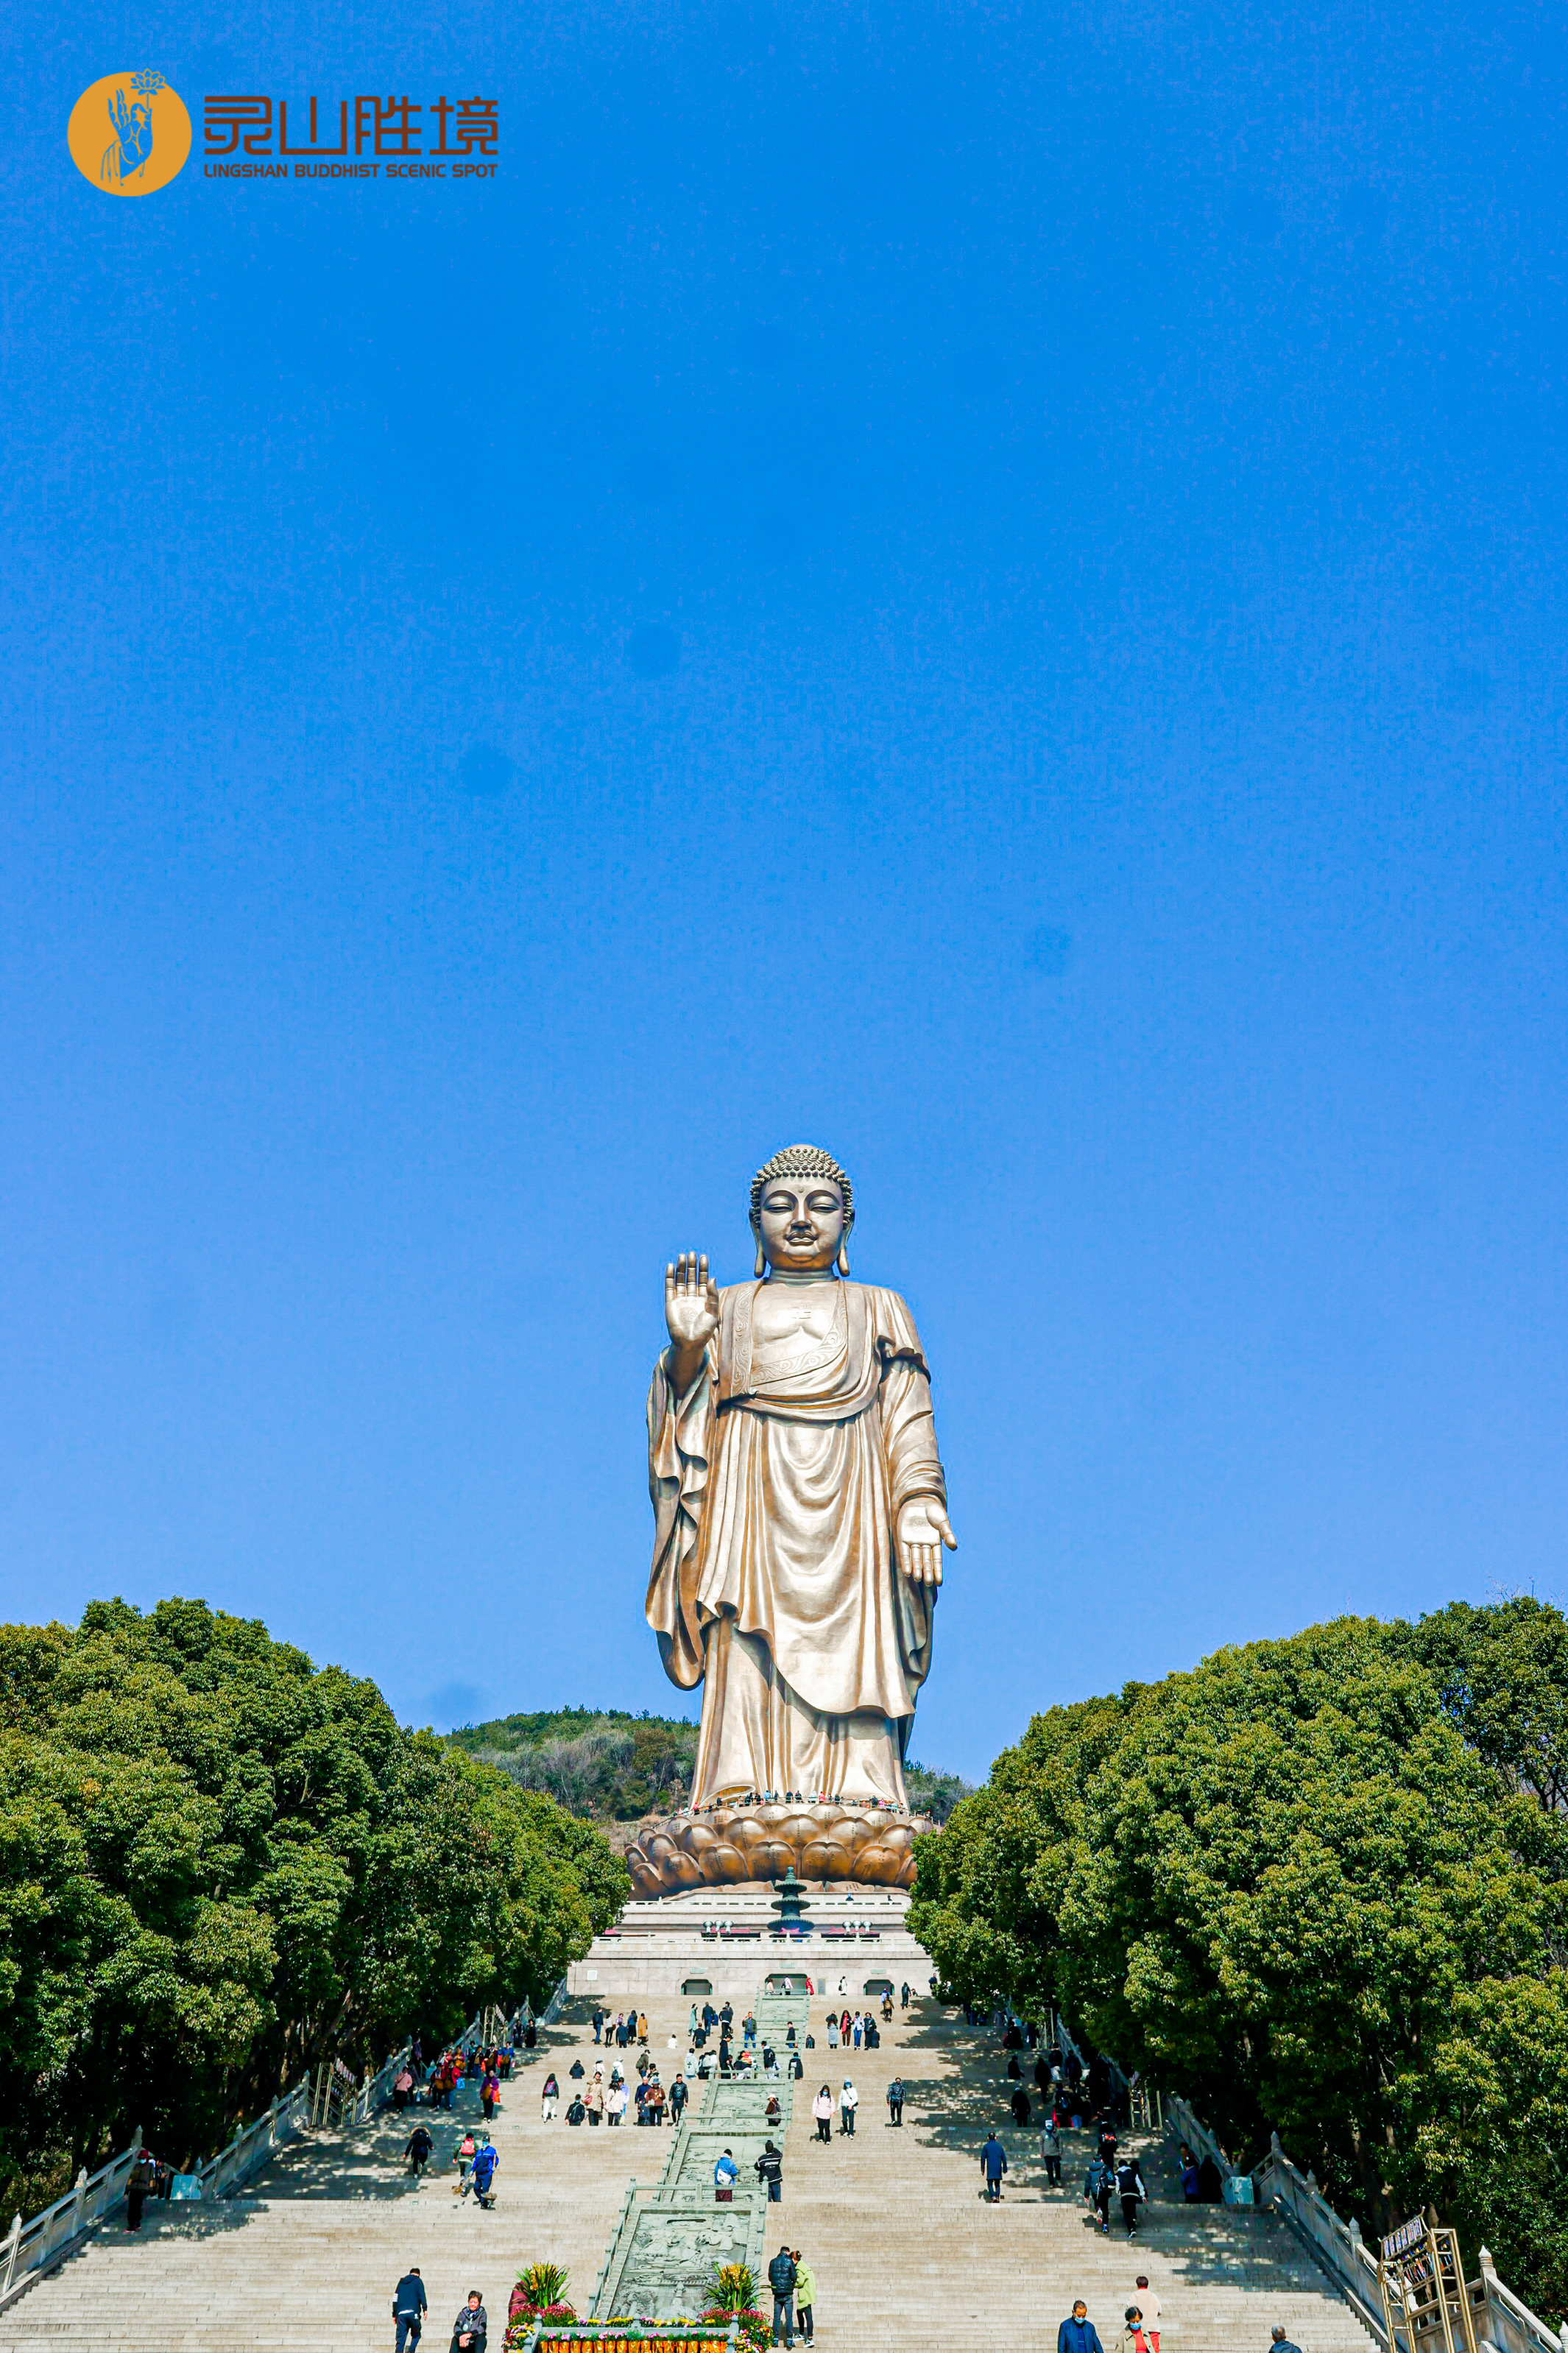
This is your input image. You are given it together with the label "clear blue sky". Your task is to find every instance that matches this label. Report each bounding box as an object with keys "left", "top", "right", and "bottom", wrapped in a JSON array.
[{"left": 3, "top": 2, "right": 1564, "bottom": 1779}]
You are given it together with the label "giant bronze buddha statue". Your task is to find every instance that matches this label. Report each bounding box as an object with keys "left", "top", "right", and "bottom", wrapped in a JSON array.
[{"left": 628, "top": 1144, "right": 956, "bottom": 1894}]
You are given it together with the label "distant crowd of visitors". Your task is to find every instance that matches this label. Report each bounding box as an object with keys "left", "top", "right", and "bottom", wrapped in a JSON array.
[
  {"left": 133, "top": 1963, "right": 1306, "bottom": 2353},
  {"left": 685, "top": 1789, "right": 909, "bottom": 1815},
  {"left": 392, "top": 2030, "right": 531, "bottom": 2209}
]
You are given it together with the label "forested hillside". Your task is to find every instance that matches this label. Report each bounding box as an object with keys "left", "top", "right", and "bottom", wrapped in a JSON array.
[
  {"left": 448, "top": 1707, "right": 699, "bottom": 1818},
  {"left": 448, "top": 1704, "right": 973, "bottom": 1824},
  {"left": 0, "top": 1601, "right": 626, "bottom": 2220}
]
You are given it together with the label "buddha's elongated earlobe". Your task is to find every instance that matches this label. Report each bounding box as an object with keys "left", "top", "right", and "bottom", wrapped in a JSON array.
[
  {"left": 755, "top": 1240, "right": 766, "bottom": 1277},
  {"left": 838, "top": 1243, "right": 850, "bottom": 1276}
]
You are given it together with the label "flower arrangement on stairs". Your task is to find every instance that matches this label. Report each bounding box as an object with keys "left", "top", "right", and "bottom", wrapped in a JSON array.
[
  {"left": 702, "top": 2312, "right": 771, "bottom": 2353},
  {"left": 503, "top": 2259, "right": 769, "bottom": 2353},
  {"left": 700, "top": 2264, "right": 771, "bottom": 2352},
  {"left": 506, "top": 2261, "right": 577, "bottom": 2342},
  {"left": 705, "top": 2265, "right": 758, "bottom": 2316}
]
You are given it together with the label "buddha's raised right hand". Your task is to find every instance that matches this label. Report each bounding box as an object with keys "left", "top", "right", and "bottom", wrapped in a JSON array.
[{"left": 665, "top": 1252, "right": 721, "bottom": 1387}]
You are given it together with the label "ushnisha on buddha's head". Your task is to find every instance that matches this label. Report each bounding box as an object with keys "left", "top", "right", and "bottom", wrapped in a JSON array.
[{"left": 749, "top": 1142, "right": 855, "bottom": 1277}]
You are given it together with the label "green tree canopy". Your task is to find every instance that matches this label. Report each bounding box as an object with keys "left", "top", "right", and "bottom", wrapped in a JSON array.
[
  {"left": 910, "top": 1603, "right": 1568, "bottom": 2316},
  {"left": 0, "top": 1598, "right": 626, "bottom": 2213}
]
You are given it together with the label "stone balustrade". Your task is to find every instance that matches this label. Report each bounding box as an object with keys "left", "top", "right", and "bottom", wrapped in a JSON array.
[
  {"left": 1164, "top": 2092, "right": 1568, "bottom": 2353},
  {"left": 0, "top": 2022, "right": 434, "bottom": 2315}
]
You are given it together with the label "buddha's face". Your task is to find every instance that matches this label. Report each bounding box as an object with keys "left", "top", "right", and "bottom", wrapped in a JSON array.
[{"left": 757, "top": 1178, "right": 847, "bottom": 1273}]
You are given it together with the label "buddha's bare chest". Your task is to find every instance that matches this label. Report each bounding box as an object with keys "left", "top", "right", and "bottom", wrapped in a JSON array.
[{"left": 749, "top": 1285, "right": 841, "bottom": 1347}]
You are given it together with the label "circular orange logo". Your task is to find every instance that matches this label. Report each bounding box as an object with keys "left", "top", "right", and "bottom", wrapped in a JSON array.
[{"left": 68, "top": 72, "right": 191, "bottom": 195}]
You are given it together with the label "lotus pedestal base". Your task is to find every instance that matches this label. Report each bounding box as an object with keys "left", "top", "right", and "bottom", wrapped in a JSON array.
[{"left": 625, "top": 1802, "right": 921, "bottom": 1899}]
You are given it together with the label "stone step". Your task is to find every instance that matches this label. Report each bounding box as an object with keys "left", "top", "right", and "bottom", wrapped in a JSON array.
[{"left": 0, "top": 1999, "right": 1376, "bottom": 2353}]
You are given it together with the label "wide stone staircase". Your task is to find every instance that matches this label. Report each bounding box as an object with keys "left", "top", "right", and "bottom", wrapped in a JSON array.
[{"left": 0, "top": 1995, "right": 1375, "bottom": 2352}]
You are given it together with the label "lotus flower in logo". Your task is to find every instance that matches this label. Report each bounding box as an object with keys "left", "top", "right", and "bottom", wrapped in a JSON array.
[{"left": 100, "top": 72, "right": 166, "bottom": 186}]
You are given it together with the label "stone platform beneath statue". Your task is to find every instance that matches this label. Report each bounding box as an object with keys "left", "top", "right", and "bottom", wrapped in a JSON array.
[
  {"left": 566, "top": 1877, "right": 933, "bottom": 2011},
  {"left": 626, "top": 1798, "right": 923, "bottom": 1897}
]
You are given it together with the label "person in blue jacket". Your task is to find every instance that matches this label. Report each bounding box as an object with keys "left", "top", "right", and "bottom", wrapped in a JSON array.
[
  {"left": 979, "top": 2131, "right": 1008, "bottom": 2201},
  {"left": 467, "top": 2139, "right": 498, "bottom": 2209},
  {"left": 1058, "top": 2300, "right": 1105, "bottom": 2353},
  {"left": 392, "top": 2267, "right": 427, "bottom": 2353}
]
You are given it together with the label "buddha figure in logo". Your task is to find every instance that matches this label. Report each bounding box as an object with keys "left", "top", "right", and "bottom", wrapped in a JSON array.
[{"left": 646, "top": 1144, "right": 957, "bottom": 1810}]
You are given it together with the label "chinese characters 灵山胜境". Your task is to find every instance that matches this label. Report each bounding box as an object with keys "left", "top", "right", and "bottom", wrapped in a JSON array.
[{"left": 202, "top": 95, "right": 498, "bottom": 159}]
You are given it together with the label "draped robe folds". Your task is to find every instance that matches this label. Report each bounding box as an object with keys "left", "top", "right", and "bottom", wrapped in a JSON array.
[{"left": 646, "top": 1279, "right": 947, "bottom": 1807}]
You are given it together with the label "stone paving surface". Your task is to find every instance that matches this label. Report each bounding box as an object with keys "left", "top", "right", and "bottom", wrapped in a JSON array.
[{"left": 0, "top": 1994, "right": 1377, "bottom": 2352}]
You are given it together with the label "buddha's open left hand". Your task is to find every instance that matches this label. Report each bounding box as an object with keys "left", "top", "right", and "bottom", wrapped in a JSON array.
[{"left": 897, "top": 1496, "right": 957, "bottom": 1586}]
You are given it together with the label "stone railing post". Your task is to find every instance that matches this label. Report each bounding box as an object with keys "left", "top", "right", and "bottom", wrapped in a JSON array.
[
  {"left": 68, "top": 2170, "right": 86, "bottom": 2243},
  {"left": 1, "top": 2214, "right": 21, "bottom": 2297},
  {"left": 1475, "top": 2247, "right": 1499, "bottom": 2352},
  {"left": 1290, "top": 2174, "right": 1318, "bottom": 2249}
]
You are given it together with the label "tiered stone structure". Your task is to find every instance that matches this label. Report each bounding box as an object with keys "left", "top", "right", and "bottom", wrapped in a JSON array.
[
  {"left": 0, "top": 1986, "right": 1380, "bottom": 2353},
  {"left": 588, "top": 1990, "right": 808, "bottom": 2317},
  {"left": 568, "top": 1877, "right": 929, "bottom": 2009}
]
